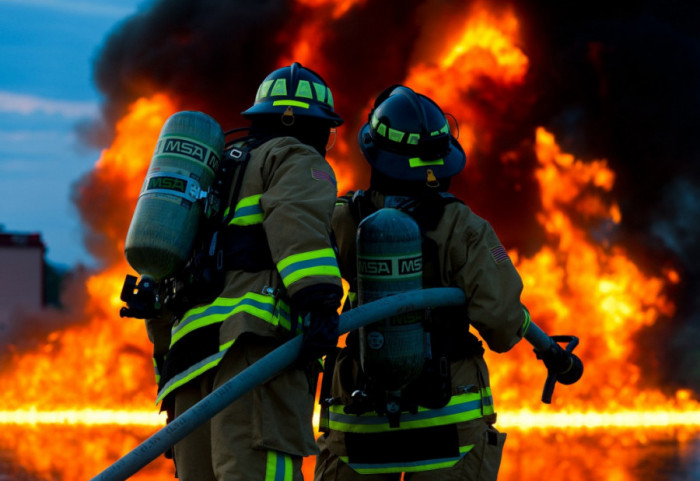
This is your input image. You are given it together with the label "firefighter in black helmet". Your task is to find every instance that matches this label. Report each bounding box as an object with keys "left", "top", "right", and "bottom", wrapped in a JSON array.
[
  {"left": 146, "top": 63, "right": 344, "bottom": 481},
  {"left": 359, "top": 84, "right": 466, "bottom": 190},
  {"left": 314, "top": 85, "right": 530, "bottom": 480}
]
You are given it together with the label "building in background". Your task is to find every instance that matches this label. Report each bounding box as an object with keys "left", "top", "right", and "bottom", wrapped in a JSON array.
[{"left": 0, "top": 230, "right": 46, "bottom": 328}]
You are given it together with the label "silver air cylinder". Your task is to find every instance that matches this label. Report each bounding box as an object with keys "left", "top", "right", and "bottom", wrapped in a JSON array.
[
  {"left": 124, "top": 111, "right": 224, "bottom": 281},
  {"left": 357, "top": 208, "right": 425, "bottom": 391}
]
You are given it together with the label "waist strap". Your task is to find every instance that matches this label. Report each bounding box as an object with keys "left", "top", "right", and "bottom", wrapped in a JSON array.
[{"left": 328, "top": 387, "right": 493, "bottom": 434}]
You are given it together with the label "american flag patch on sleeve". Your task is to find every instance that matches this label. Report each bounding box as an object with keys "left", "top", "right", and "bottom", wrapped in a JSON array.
[
  {"left": 490, "top": 245, "right": 511, "bottom": 265},
  {"left": 311, "top": 167, "right": 337, "bottom": 187}
]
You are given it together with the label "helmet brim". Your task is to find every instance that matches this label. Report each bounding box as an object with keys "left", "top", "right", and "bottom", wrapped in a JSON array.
[
  {"left": 242, "top": 103, "right": 344, "bottom": 127},
  {"left": 358, "top": 123, "right": 466, "bottom": 181}
]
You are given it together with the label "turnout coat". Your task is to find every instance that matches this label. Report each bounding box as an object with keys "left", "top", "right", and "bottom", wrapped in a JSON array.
[
  {"left": 146, "top": 135, "right": 343, "bottom": 457},
  {"left": 319, "top": 189, "right": 529, "bottom": 474}
]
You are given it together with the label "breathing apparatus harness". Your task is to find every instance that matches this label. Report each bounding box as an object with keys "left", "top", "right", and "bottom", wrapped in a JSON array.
[
  {"left": 120, "top": 128, "right": 273, "bottom": 320},
  {"left": 321, "top": 190, "right": 485, "bottom": 428}
]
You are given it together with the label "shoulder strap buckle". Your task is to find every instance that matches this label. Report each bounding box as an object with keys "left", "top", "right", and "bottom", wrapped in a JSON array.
[{"left": 228, "top": 148, "right": 245, "bottom": 160}]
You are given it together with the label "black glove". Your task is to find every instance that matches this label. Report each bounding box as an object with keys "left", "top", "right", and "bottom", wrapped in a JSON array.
[{"left": 292, "top": 284, "right": 342, "bottom": 366}]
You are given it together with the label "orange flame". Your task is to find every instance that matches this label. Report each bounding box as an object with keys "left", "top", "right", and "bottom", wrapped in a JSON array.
[
  {"left": 0, "top": 3, "right": 697, "bottom": 481},
  {"left": 487, "top": 127, "right": 692, "bottom": 418},
  {"left": 406, "top": 3, "right": 528, "bottom": 153}
]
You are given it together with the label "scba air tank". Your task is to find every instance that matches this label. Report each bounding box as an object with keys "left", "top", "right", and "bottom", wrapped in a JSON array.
[
  {"left": 357, "top": 208, "right": 425, "bottom": 391},
  {"left": 124, "top": 111, "right": 225, "bottom": 282}
]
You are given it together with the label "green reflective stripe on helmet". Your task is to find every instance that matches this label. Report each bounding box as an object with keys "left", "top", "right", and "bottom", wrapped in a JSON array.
[
  {"left": 409, "top": 157, "right": 444, "bottom": 167},
  {"left": 313, "top": 82, "right": 326, "bottom": 103},
  {"left": 371, "top": 113, "right": 380, "bottom": 130},
  {"left": 229, "top": 194, "right": 263, "bottom": 226},
  {"left": 270, "top": 78, "right": 287, "bottom": 96},
  {"left": 431, "top": 122, "right": 450, "bottom": 136},
  {"left": 388, "top": 127, "right": 405, "bottom": 143},
  {"left": 372, "top": 113, "right": 437, "bottom": 146},
  {"left": 326, "top": 86, "right": 335, "bottom": 107},
  {"left": 277, "top": 248, "right": 341, "bottom": 288},
  {"left": 257, "top": 79, "right": 275, "bottom": 101},
  {"left": 328, "top": 390, "right": 492, "bottom": 433},
  {"left": 295, "top": 80, "right": 313, "bottom": 99},
  {"left": 272, "top": 99, "right": 310, "bottom": 109},
  {"left": 156, "top": 348, "right": 228, "bottom": 404}
]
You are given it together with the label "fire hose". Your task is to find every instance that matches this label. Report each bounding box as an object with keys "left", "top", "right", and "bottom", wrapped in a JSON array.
[{"left": 90, "top": 287, "right": 583, "bottom": 481}]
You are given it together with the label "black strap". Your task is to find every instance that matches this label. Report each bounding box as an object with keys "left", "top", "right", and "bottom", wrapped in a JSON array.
[{"left": 221, "top": 135, "right": 271, "bottom": 225}]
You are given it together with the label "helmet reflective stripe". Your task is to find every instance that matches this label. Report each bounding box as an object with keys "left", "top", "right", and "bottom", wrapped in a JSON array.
[
  {"left": 295, "top": 79, "right": 314, "bottom": 98},
  {"left": 326, "top": 86, "right": 335, "bottom": 107},
  {"left": 409, "top": 158, "right": 444, "bottom": 167},
  {"left": 256, "top": 80, "right": 275, "bottom": 101},
  {"left": 270, "top": 78, "right": 287, "bottom": 96},
  {"left": 314, "top": 82, "right": 328, "bottom": 104},
  {"left": 371, "top": 112, "right": 450, "bottom": 146},
  {"left": 242, "top": 62, "right": 343, "bottom": 126},
  {"left": 256, "top": 78, "right": 333, "bottom": 108},
  {"left": 273, "top": 99, "right": 310, "bottom": 109},
  {"left": 433, "top": 124, "right": 450, "bottom": 135},
  {"left": 388, "top": 128, "right": 404, "bottom": 143}
]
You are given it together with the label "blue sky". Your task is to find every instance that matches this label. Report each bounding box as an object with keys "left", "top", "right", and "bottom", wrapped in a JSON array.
[{"left": 0, "top": 0, "right": 147, "bottom": 268}]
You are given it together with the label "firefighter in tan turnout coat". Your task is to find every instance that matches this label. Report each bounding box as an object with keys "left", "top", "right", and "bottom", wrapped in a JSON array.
[
  {"left": 146, "top": 63, "right": 345, "bottom": 481},
  {"left": 314, "top": 85, "right": 531, "bottom": 481}
]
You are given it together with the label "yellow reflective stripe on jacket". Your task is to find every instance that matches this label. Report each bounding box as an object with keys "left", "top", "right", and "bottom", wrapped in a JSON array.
[
  {"left": 229, "top": 194, "right": 263, "bottom": 226},
  {"left": 171, "top": 293, "right": 291, "bottom": 348},
  {"left": 156, "top": 347, "right": 229, "bottom": 404},
  {"left": 277, "top": 247, "right": 341, "bottom": 288},
  {"left": 521, "top": 307, "right": 532, "bottom": 337},
  {"left": 329, "top": 388, "right": 493, "bottom": 433},
  {"left": 152, "top": 358, "right": 160, "bottom": 385},
  {"left": 338, "top": 444, "right": 474, "bottom": 474},
  {"left": 265, "top": 450, "right": 293, "bottom": 481}
]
